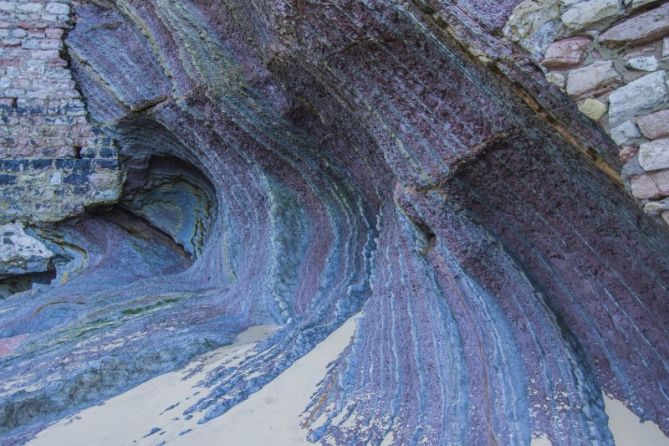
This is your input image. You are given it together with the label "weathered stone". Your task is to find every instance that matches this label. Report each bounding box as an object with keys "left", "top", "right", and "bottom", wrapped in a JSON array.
[
  {"left": 600, "top": 3, "right": 669, "bottom": 46},
  {"left": 626, "top": 55, "right": 658, "bottom": 71},
  {"left": 44, "top": 3, "right": 68, "bottom": 15},
  {"left": 644, "top": 197, "right": 669, "bottom": 214},
  {"left": 610, "top": 120, "right": 641, "bottom": 145},
  {"left": 0, "top": 222, "right": 53, "bottom": 278},
  {"left": 664, "top": 37, "right": 669, "bottom": 57},
  {"left": 637, "top": 109, "right": 669, "bottom": 139},
  {"left": 566, "top": 61, "right": 622, "bottom": 97},
  {"left": 561, "top": 0, "right": 622, "bottom": 30},
  {"left": 578, "top": 98, "right": 607, "bottom": 120},
  {"left": 17, "top": 3, "right": 42, "bottom": 13},
  {"left": 542, "top": 36, "right": 591, "bottom": 68},
  {"left": 546, "top": 71, "right": 566, "bottom": 87},
  {"left": 623, "top": 153, "right": 645, "bottom": 177},
  {"left": 503, "top": 0, "right": 563, "bottom": 57},
  {"left": 608, "top": 70, "right": 668, "bottom": 124},
  {"left": 631, "top": 170, "right": 669, "bottom": 198},
  {"left": 619, "top": 145, "right": 639, "bottom": 163},
  {"left": 639, "top": 138, "right": 669, "bottom": 171}
]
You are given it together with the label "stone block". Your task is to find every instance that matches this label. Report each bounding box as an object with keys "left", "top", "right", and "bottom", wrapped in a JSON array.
[
  {"left": 619, "top": 145, "right": 639, "bottom": 164},
  {"left": 546, "top": 72, "right": 566, "bottom": 88},
  {"left": 3, "top": 88, "right": 26, "bottom": 97},
  {"left": 631, "top": 170, "right": 669, "bottom": 200},
  {"left": 637, "top": 109, "right": 669, "bottom": 139},
  {"left": 45, "top": 3, "right": 69, "bottom": 15},
  {"left": 600, "top": 3, "right": 669, "bottom": 46},
  {"left": 624, "top": 155, "right": 646, "bottom": 179},
  {"left": 99, "top": 147, "right": 117, "bottom": 158},
  {"left": 93, "top": 158, "right": 119, "bottom": 169},
  {"left": 22, "top": 39, "right": 41, "bottom": 50},
  {"left": 39, "top": 39, "right": 61, "bottom": 50},
  {"left": 610, "top": 120, "right": 641, "bottom": 145},
  {"left": 63, "top": 173, "right": 88, "bottom": 185},
  {"left": 639, "top": 138, "right": 669, "bottom": 171},
  {"left": 0, "top": 222, "right": 53, "bottom": 278},
  {"left": 45, "top": 28, "right": 63, "bottom": 39},
  {"left": 542, "top": 36, "right": 591, "bottom": 68},
  {"left": 566, "top": 60, "right": 622, "bottom": 97},
  {"left": 643, "top": 197, "right": 669, "bottom": 214},
  {"left": 561, "top": 0, "right": 622, "bottom": 30},
  {"left": 29, "top": 159, "right": 53, "bottom": 169},
  {"left": 578, "top": 98, "right": 607, "bottom": 120},
  {"left": 631, "top": 170, "right": 669, "bottom": 198},
  {"left": 608, "top": 70, "right": 668, "bottom": 125},
  {"left": 503, "top": 0, "right": 562, "bottom": 57},
  {"left": 31, "top": 49, "right": 59, "bottom": 60},
  {"left": 625, "top": 56, "right": 658, "bottom": 71},
  {"left": 16, "top": 3, "right": 42, "bottom": 14}
]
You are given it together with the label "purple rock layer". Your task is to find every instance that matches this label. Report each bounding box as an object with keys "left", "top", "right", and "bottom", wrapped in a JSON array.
[{"left": 1, "top": 1, "right": 668, "bottom": 445}]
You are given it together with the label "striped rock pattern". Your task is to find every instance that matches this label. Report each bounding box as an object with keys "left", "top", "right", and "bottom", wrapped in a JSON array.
[{"left": 1, "top": 1, "right": 668, "bottom": 445}]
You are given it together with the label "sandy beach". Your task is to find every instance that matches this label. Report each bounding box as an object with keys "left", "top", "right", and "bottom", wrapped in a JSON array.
[{"left": 30, "top": 315, "right": 668, "bottom": 446}]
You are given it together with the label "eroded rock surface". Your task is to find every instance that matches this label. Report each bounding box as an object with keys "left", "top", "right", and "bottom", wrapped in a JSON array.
[
  {"left": 0, "top": 1, "right": 668, "bottom": 445},
  {"left": 0, "top": 223, "right": 53, "bottom": 278}
]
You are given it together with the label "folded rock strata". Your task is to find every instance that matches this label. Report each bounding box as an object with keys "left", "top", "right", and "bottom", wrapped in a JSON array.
[{"left": 0, "top": 1, "right": 668, "bottom": 445}]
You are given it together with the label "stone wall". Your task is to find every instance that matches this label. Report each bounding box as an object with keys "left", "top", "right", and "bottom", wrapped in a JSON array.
[
  {"left": 0, "top": 0, "right": 122, "bottom": 223},
  {"left": 505, "top": 0, "right": 669, "bottom": 224}
]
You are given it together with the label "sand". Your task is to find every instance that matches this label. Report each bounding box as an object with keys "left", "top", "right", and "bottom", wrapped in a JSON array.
[
  {"left": 29, "top": 314, "right": 669, "bottom": 445},
  {"left": 29, "top": 316, "right": 358, "bottom": 446},
  {"left": 603, "top": 394, "right": 669, "bottom": 446},
  {"left": 530, "top": 395, "right": 669, "bottom": 446}
]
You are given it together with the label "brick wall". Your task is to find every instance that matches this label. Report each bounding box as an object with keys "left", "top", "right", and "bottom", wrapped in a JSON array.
[
  {"left": 505, "top": 0, "right": 669, "bottom": 225},
  {"left": 0, "top": 0, "right": 122, "bottom": 223}
]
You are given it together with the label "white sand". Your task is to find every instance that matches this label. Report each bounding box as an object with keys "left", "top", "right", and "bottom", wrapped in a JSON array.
[
  {"left": 604, "top": 394, "right": 669, "bottom": 446},
  {"left": 29, "top": 315, "right": 669, "bottom": 446},
  {"left": 29, "top": 317, "right": 358, "bottom": 446},
  {"left": 531, "top": 394, "right": 669, "bottom": 446}
]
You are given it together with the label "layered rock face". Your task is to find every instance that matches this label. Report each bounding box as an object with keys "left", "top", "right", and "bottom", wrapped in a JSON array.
[{"left": 1, "top": 1, "right": 668, "bottom": 445}]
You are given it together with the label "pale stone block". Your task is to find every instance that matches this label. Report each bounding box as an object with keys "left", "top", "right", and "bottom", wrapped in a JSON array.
[
  {"left": 639, "top": 138, "right": 669, "bottom": 171},
  {"left": 566, "top": 60, "right": 621, "bottom": 97},
  {"left": 578, "top": 98, "right": 607, "bottom": 120},
  {"left": 608, "top": 71, "right": 668, "bottom": 124},
  {"left": 561, "top": 0, "right": 622, "bottom": 30}
]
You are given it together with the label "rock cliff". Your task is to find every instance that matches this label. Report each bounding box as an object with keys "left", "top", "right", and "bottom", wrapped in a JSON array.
[{"left": 1, "top": 1, "right": 668, "bottom": 445}]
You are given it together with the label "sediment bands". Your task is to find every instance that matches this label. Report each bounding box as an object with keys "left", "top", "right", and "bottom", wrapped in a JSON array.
[{"left": 1, "top": 1, "right": 668, "bottom": 444}]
